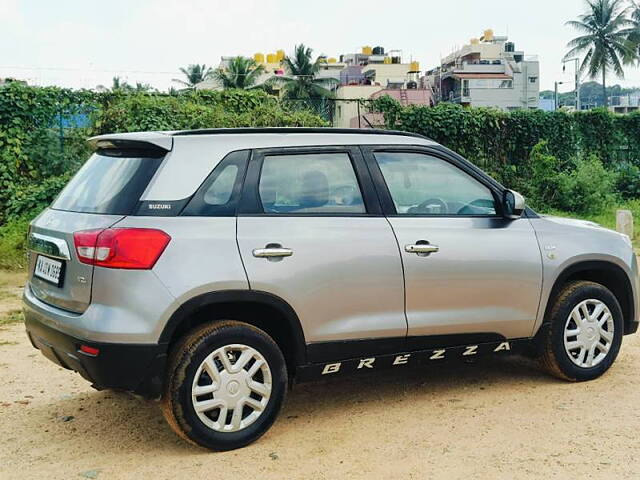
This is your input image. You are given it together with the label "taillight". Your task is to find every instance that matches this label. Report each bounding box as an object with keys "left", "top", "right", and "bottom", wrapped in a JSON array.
[{"left": 73, "top": 228, "right": 171, "bottom": 269}]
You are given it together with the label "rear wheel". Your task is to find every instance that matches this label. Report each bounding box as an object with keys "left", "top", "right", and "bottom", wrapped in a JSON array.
[
  {"left": 539, "top": 281, "right": 623, "bottom": 381},
  {"left": 161, "top": 320, "right": 287, "bottom": 450}
]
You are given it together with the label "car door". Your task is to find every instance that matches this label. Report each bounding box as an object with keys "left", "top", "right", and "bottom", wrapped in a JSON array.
[
  {"left": 363, "top": 146, "right": 543, "bottom": 343},
  {"left": 236, "top": 146, "right": 406, "bottom": 362}
]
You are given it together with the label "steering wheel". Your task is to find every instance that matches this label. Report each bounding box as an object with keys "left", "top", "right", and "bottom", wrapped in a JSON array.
[{"left": 409, "top": 198, "right": 449, "bottom": 214}]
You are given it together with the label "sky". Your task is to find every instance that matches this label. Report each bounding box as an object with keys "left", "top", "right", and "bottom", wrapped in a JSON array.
[{"left": 2, "top": 0, "right": 640, "bottom": 94}]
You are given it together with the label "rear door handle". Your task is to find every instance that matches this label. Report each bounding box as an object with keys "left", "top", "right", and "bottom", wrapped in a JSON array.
[
  {"left": 253, "top": 246, "right": 293, "bottom": 258},
  {"left": 405, "top": 243, "right": 439, "bottom": 255}
]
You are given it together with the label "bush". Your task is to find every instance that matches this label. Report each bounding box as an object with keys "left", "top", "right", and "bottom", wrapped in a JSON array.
[
  {"left": 93, "top": 91, "right": 327, "bottom": 134},
  {"left": 524, "top": 141, "right": 616, "bottom": 214},
  {"left": 614, "top": 161, "right": 640, "bottom": 199},
  {"left": 0, "top": 217, "right": 31, "bottom": 270},
  {"left": 556, "top": 155, "right": 617, "bottom": 214},
  {"left": 525, "top": 141, "right": 565, "bottom": 211}
]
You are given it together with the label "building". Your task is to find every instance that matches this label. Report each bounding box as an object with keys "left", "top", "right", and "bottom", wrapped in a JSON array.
[
  {"left": 195, "top": 45, "right": 433, "bottom": 128},
  {"left": 333, "top": 46, "right": 432, "bottom": 128},
  {"left": 538, "top": 98, "right": 555, "bottom": 112},
  {"left": 425, "top": 30, "right": 540, "bottom": 111},
  {"left": 608, "top": 93, "right": 640, "bottom": 114},
  {"left": 195, "top": 50, "right": 289, "bottom": 91}
]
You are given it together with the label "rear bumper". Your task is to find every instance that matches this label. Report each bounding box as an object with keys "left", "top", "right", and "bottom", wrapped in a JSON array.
[{"left": 24, "top": 310, "right": 167, "bottom": 399}]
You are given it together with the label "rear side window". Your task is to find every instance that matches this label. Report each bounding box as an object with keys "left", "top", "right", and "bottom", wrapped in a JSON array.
[
  {"left": 258, "top": 153, "right": 366, "bottom": 214},
  {"left": 52, "top": 153, "right": 162, "bottom": 215},
  {"left": 181, "top": 150, "right": 249, "bottom": 216}
]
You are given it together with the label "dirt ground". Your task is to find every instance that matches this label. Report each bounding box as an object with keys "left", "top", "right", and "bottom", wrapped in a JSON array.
[{"left": 1, "top": 272, "right": 640, "bottom": 480}]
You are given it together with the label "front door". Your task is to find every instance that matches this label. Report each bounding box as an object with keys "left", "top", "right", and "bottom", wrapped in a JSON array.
[
  {"left": 236, "top": 146, "right": 406, "bottom": 361},
  {"left": 364, "top": 146, "right": 542, "bottom": 342}
]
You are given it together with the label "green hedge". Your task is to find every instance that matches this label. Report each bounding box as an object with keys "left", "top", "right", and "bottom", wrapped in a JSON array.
[
  {"left": 370, "top": 98, "right": 640, "bottom": 168},
  {"left": 0, "top": 83, "right": 327, "bottom": 225}
]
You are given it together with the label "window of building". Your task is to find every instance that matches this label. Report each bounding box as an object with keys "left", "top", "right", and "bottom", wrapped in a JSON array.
[{"left": 467, "top": 79, "right": 513, "bottom": 89}]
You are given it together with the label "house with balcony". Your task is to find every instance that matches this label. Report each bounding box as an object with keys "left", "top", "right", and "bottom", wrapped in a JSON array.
[
  {"left": 425, "top": 30, "right": 539, "bottom": 111},
  {"left": 333, "top": 46, "right": 432, "bottom": 128}
]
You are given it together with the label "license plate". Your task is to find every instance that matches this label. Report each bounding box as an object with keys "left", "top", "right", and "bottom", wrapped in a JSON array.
[{"left": 34, "top": 255, "right": 64, "bottom": 286}]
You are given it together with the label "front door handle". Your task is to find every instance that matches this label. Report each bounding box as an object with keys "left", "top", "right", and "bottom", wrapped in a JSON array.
[
  {"left": 405, "top": 243, "right": 439, "bottom": 255},
  {"left": 253, "top": 244, "right": 293, "bottom": 259}
]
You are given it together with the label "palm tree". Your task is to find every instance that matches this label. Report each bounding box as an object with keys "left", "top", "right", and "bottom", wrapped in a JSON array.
[
  {"left": 276, "top": 44, "right": 337, "bottom": 100},
  {"left": 173, "top": 64, "right": 214, "bottom": 90},
  {"left": 111, "top": 76, "right": 129, "bottom": 92},
  {"left": 134, "top": 82, "right": 154, "bottom": 93},
  {"left": 212, "top": 56, "right": 266, "bottom": 89},
  {"left": 624, "top": 1, "right": 640, "bottom": 64},
  {"left": 565, "top": 0, "right": 633, "bottom": 107}
]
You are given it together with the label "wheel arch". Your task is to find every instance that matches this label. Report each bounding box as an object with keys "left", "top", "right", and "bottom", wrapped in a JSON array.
[
  {"left": 543, "top": 260, "right": 635, "bottom": 335},
  {"left": 160, "top": 290, "right": 307, "bottom": 369}
]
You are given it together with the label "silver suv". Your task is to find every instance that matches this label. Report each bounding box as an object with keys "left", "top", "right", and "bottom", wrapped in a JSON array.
[{"left": 23, "top": 128, "right": 639, "bottom": 450}]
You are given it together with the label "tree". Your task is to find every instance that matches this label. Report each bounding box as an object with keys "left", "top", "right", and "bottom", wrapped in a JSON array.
[
  {"left": 133, "top": 82, "right": 154, "bottom": 93},
  {"left": 565, "top": 0, "right": 634, "bottom": 107},
  {"left": 625, "top": 0, "right": 640, "bottom": 64},
  {"left": 212, "top": 56, "right": 265, "bottom": 90},
  {"left": 111, "top": 76, "right": 128, "bottom": 92},
  {"left": 173, "top": 64, "right": 214, "bottom": 90},
  {"left": 275, "top": 44, "right": 337, "bottom": 100}
]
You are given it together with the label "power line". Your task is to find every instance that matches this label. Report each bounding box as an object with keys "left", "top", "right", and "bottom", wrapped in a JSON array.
[{"left": 0, "top": 65, "right": 323, "bottom": 78}]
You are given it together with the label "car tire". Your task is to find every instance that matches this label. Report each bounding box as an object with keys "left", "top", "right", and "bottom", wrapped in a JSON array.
[
  {"left": 539, "top": 280, "right": 623, "bottom": 382},
  {"left": 161, "top": 320, "right": 287, "bottom": 451}
]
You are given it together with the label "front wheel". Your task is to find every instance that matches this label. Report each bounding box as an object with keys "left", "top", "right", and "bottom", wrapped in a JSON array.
[
  {"left": 539, "top": 281, "right": 623, "bottom": 381},
  {"left": 161, "top": 320, "right": 287, "bottom": 450}
]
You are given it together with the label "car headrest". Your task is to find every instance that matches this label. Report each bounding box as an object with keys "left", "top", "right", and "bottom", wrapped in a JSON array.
[{"left": 299, "top": 170, "right": 329, "bottom": 208}]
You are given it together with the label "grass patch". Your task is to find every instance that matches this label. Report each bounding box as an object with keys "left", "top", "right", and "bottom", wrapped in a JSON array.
[
  {"left": 0, "top": 310, "right": 24, "bottom": 326},
  {"left": 0, "top": 217, "right": 30, "bottom": 271}
]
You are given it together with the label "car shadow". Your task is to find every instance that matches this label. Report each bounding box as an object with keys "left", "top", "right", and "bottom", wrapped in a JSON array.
[{"left": 24, "top": 354, "right": 557, "bottom": 456}]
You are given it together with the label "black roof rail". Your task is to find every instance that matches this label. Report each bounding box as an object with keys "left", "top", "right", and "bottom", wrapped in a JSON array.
[{"left": 171, "top": 127, "right": 432, "bottom": 141}]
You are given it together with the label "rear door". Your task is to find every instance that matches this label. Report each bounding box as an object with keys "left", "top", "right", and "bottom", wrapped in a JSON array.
[
  {"left": 27, "top": 146, "right": 165, "bottom": 313},
  {"left": 363, "top": 145, "right": 542, "bottom": 342},
  {"left": 236, "top": 146, "right": 406, "bottom": 362}
]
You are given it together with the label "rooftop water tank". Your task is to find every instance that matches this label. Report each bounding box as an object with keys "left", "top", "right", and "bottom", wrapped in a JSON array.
[
  {"left": 505, "top": 42, "right": 515, "bottom": 52},
  {"left": 362, "top": 46, "right": 373, "bottom": 55},
  {"left": 254, "top": 53, "right": 265, "bottom": 63},
  {"left": 407, "top": 81, "right": 418, "bottom": 89},
  {"left": 276, "top": 49, "right": 285, "bottom": 61},
  {"left": 266, "top": 53, "right": 277, "bottom": 63},
  {"left": 328, "top": 57, "right": 337, "bottom": 63},
  {"left": 372, "top": 46, "right": 385, "bottom": 55},
  {"left": 409, "top": 61, "right": 420, "bottom": 72},
  {"left": 483, "top": 29, "right": 494, "bottom": 41}
]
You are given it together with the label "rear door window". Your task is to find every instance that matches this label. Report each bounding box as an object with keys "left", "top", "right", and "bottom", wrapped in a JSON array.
[
  {"left": 258, "top": 152, "right": 366, "bottom": 214},
  {"left": 52, "top": 153, "right": 163, "bottom": 215}
]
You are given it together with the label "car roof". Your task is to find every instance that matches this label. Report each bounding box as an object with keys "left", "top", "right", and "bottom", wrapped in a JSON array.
[{"left": 89, "top": 128, "right": 436, "bottom": 151}]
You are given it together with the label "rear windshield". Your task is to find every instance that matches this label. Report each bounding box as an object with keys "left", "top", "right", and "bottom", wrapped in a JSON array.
[{"left": 52, "top": 153, "right": 163, "bottom": 215}]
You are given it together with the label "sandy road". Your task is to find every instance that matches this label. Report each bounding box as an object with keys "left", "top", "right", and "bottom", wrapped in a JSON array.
[{"left": 1, "top": 272, "right": 640, "bottom": 479}]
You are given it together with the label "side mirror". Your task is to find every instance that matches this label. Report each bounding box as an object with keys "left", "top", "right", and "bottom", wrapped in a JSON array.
[{"left": 503, "top": 190, "right": 525, "bottom": 219}]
